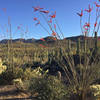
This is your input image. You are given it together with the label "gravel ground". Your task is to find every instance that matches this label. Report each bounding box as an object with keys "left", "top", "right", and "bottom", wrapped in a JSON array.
[{"left": 0, "top": 85, "right": 34, "bottom": 100}]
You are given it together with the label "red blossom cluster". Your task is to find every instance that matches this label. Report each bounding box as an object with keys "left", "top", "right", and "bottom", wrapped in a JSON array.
[
  {"left": 2, "top": 8, "right": 6, "bottom": 12},
  {"left": 0, "top": 8, "right": 7, "bottom": 16},
  {"left": 40, "top": 10, "right": 49, "bottom": 14},
  {"left": 84, "top": 23, "right": 90, "bottom": 28},
  {"left": 85, "top": 4, "right": 92, "bottom": 13},
  {"left": 33, "top": 6, "right": 56, "bottom": 26},
  {"left": 94, "top": 2, "right": 100, "bottom": 7},
  {"left": 49, "top": 11, "right": 56, "bottom": 18},
  {"left": 94, "top": 22, "right": 97, "bottom": 27},
  {"left": 52, "top": 31, "right": 56, "bottom": 36},
  {"left": 32, "top": 6, "right": 43, "bottom": 12},
  {"left": 77, "top": 10, "right": 83, "bottom": 17},
  {"left": 34, "top": 17, "right": 38, "bottom": 21}
]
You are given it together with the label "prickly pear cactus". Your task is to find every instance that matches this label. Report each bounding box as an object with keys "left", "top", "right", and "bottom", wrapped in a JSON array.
[
  {"left": 0, "top": 58, "right": 7, "bottom": 74},
  {"left": 90, "top": 84, "right": 100, "bottom": 100}
]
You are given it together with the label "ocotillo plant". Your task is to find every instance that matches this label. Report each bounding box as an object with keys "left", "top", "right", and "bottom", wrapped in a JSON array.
[
  {"left": 32, "top": 6, "right": 64, "bottom": 47},
  {"left": 77, "top": 1, "right": 100, "bottom": 54},
  {"left": 32, "top": 1, "right": 100, "bottom": 100}
]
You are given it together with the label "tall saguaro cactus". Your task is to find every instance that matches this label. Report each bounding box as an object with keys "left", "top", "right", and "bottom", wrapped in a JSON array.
[
  {"left": 84, "top": 37, "right": 87, "bottom": 53},
  {"left": 68, "top": 39, "right": 71, "bottom": 51},
  {"left": 94, "top": 31, "right": 98, "bottom": 52},
  {"left": 77, "top": 38, "right": 80, "bottom": 55}
]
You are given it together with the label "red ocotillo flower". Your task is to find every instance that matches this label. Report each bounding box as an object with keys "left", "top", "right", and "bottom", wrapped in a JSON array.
[
  {"left": 2, "top": 8, "right": 6, "bottom": 12},
  {"left": 32, "top": 6, "right": 43, "bottom": 12},
  {"left": 85, "top": 4, "right": 92, "bottom": 13},
  {"left": 35, "top": 21, "right": 40, "bottom": 26},
  {"left": 84, "top": 27, "right": 88, "bottom": 31},
  {"left": 40, "top": 38, "right": 45, "bottom": 41},
  {"left": 40, "top": 10, "right": 49, "bottom": 14},
  {"left": 53, "top": 37, "right": 57, "bottom": 41},
  {"left": 84, "top": 23, "right": 90, "bottom": 27},
  {"left": 52, "top": 31, "right": 56, "bottom": 36},
  {"left": 94, "top": 22, "right": 97, "bottom": 27},
  {"left": 77, "top": 10, "right": 83, "bottom": 17},
  {"left": 34, "top": 17, "right": 38, "bottom": 21},
  {"left": 94, "top": 2, "right": 100, "bottom": 7},
  {"left": 50, "top": 11, "right": 56, "bottom": 18}
]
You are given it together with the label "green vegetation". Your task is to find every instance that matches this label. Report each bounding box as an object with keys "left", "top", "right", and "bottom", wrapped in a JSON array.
[
  {"left": 0, "top": 0, "right": 100, "bottom": 99},
  {"left": 0, "top": 40, "right": 100, "bottom": 100}
]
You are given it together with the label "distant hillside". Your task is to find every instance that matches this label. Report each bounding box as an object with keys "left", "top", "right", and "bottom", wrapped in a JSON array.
[
  {"left": 35, "top": 36, "right": 58, "bottom": 43},
  {"left": 65, "top": 35, "right": 95, "bottom": 42},
  {"left": 0, "top": 38, "right": 36, "bottom": 44},
  {"left": 0, "top": 35, "right": 99, "bottom": 44}
]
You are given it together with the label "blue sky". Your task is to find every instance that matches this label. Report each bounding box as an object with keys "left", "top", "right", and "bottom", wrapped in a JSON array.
[{"left": 0, "top": 0, "right": 99, "bottom": 39}]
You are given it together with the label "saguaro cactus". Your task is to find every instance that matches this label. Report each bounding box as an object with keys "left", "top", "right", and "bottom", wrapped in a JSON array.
[
  {"left": 77, "top": 38, "right": 80, "bottom": 55},
  {"left": 94, "top": 31, "right": 98, "bottom": 52},
  {"left": 68, "top": 39, "right": 71, "bottom": 51},
  {"left": 84, "top": 37, "right": 87, "bottom": 53}
]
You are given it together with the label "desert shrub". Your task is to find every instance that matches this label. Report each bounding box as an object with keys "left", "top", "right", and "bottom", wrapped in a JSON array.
[
  {"left": 22, "top": 68, "right": 33, "bottom": 80},
  {"left": 69, "top": 88, "right": 96, "bottom": 100},
  {"left": 67, "top": 62, "right": 100, "bottom": 100},
  {"left": 0, "top": 67, "right": 23, "bottom": 85},
  {"left": 90, "top": 84, "right": 100, "bottom": 100},
  {"left": 13, "top": 67, "right": 24, "bottom": 78},
  {"left": 0, "top": 58, "right": 7, "bottom": 74},
  {"left": 13, "top": 67, "right": 48, "bottom": 92},
  {"left": 54, "top": 49, "right": 100, "bottom": 100},
  {"left": 28, "top": 76, "right": 68, "bottom": 100},
  {"left": 14, "top": 67, "right": 68, "bottom": 100},
  {"left": 22, "top": 67, "right": 48, "bottom": 80},
  {"left": 13, "top": 78, "right": 29, "bottom": 92},
  {"left": 13, "top": 78, "right": 25, "bottom": 91}
]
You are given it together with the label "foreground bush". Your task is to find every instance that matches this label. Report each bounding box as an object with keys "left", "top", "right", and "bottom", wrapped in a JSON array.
[
  {"left": 0, "top": 58, "right": 7, "bottom": 74},
  {"left": 13, "top": 67, "right": 68, "bottom": 100},
  {"left": 0, "top": 67, "right": 23, "bottom": 85},
  {"left": 28, "top": 76, "right": 68, "bottom": 100},
  {"left": 90, "top": 84, "right": 100, "bottom": 100},
  {"left": 13, "top": 78, "right": 25, "bottom": 91}
]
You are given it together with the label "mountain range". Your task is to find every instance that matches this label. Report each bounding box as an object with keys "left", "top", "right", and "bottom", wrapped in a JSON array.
[{"left": 0, "top": 35, "right": 99, "bottom": 44}]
